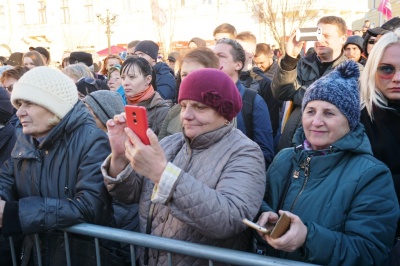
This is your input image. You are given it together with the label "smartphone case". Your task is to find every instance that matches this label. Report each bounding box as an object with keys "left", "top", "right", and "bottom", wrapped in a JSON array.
[
  {"left": 125, "top": 106, "right": 150, "bottom": 145},
  {"left": 269, "top": 213, "right": 291, "bottom": 239}
]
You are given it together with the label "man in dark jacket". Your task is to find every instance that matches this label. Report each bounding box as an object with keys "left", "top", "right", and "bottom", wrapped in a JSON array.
[
  {"left": 0, "top": 67, "right": 112, "bottom": 265},
  {"left": 134, "top": 40, "right": 177, "bottom": 102},
  {"left": 214, "top": 38, "right": 274, "bottom": 169},
  {"left": 272, "top": 16, "right": 349, "bottom": 151},
  {"left": 236, "top": 32, "right": 282, "bottom": 144},
  {"left": 254, "top": 43, "right": 278, "bottom": 80},
  {"left": 0, "top": 88, "right": 16, "bottom": 167}
]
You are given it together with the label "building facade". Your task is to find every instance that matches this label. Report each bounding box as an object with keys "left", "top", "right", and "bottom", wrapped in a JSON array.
[{"left": 0, "top": 0, "right": 369, "bottom": 64}]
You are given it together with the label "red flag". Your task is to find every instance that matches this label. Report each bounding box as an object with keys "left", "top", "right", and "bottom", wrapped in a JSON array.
[{"left": 378, "top": 0, "right": 393, "bottom": 19}]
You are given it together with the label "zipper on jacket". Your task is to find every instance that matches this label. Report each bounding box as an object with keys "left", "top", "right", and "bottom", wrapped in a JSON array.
[{"left": 290, "top": 156, "right": 311, "bottom": 212}]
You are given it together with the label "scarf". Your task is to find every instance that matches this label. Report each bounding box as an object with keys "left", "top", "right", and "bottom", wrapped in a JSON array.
[{"left": 126, "top": 85, "right": 155, "bottom": 105}]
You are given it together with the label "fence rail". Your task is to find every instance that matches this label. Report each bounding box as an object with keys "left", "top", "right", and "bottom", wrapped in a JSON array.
[{"left": 9, "top": 223, "right": 318, "bottom": 266}]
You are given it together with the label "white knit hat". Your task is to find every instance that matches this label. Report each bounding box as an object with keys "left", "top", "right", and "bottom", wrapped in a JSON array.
[{"left": 11, "top": 66, "right": 78, "bottom": 119}]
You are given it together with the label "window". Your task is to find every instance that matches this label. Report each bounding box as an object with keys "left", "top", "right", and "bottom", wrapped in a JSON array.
[
  {"left": 0, "top": 5, "right": 4, "bottom": 27},
  {"left": 18, "top": 3, "right": 26, "bottom": 25},
  {"left": 38, "top": 1, "right": 47, "bottom": 24},
  {"left": 61, "top": 0, "right": 70, "bottom": 24},
  {"left": 84, "top": 0, "right": 93, "bottom": 22}
]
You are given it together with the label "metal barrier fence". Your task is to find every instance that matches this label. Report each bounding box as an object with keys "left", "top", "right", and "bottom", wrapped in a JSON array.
[{"left": 8, "top": 223, "right": 318, "bottom": 266}]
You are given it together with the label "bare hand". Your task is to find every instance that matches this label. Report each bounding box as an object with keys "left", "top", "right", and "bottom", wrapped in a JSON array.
[
  {"left": 263, "top": 210, "right": 307, "bottom": 252},
  {"left": 286, "top": 30, "right": 305, "bottom": 58},
  {"left": 107, "top": 113, "right": 130, "bottom": 177},
  {"left": 257, "top": 211, "right": 279, "bottom": 237},
  {"left": 124, "top": 127, "right": 167, "bottom": 185}
]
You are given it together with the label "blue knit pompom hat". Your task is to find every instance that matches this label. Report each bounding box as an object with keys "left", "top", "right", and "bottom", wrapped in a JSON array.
[{"left": 302, "top": 60, "right": 360, "bottom": 131}]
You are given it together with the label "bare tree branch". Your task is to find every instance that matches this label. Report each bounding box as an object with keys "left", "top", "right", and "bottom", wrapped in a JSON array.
[{"left": 244, "top": 0, "right": 320, "bottom": 55}]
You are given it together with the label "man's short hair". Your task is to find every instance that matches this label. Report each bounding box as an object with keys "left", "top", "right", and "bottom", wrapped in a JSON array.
[
  {"left": 236, "top": 31, "right": 257, "bottom": 44},
  {"left": 255, "top": 43, "right": 272, "bottom": 57},
  {"left": 127, "top": 40, "right": 140, "bottom": 49},
  {"left": 318, "top": 16, "right": 347, "bottom": 36},
  {"left": 216, "top": 38, "right": 245, "bottom": 73},
  {"left": 213, "top": 23, "right": 237, "bottom": 38}
]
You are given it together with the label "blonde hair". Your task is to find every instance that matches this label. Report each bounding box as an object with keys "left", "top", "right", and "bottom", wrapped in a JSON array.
[
  {"left": 62, "top": 63, "right": 94, "bottom": 82},
  {"left": 360, "top": 28, "right": 400, "bottom": 119}
]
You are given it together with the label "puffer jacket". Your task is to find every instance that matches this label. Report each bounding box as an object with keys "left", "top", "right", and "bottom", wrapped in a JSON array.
[
  {"left": 0, "top": 101, "right": 112, "bottom": 236},
  {"left": 0, "top": 120, "right": 17, "bottom": 167},
  {"left": 135, "top": 91, "right": 170, "bottom": 135},
  {"left": 260, "top": 123, "right": 399, "bottom": 265},
  {"left": 271, "top": 53, "right": 348, "bottom": 151},
  {"left": 103, "top": 123, "right": 266, "bottom": 265},
  {"left": 153, "top": 62, "right": 177, "bottom": 102}
]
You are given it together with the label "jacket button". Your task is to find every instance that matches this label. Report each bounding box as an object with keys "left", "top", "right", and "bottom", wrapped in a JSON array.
[
  {"left": 153, "top": 253, "right": 156, "bottom": 259},
  {"left": 18, "top": 152, "right": 22, "bottom": 156},
  {"left": 160, "top": 216, "right": 165, "bottom": 223},
  {"left": 45, "top": 150, "right": 49, "bottom": 155}
]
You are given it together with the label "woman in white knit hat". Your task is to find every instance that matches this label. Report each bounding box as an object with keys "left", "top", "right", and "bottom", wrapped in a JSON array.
[{"left": 0, "top": 66, "right": 114, "bottom": 265}]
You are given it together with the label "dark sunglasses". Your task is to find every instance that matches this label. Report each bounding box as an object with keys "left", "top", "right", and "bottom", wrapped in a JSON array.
[
  {"left": 368, "top": 39, "right": 377, "bottom": 45},
  {"left": 377, "top": 65, "right": 400, "bottom": 79}
]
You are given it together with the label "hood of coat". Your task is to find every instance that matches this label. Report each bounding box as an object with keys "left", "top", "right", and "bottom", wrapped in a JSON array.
[
  {"left": 154, "top": 61, "right": 175, "bottom": 76},
  {"left": 292, "top": 122, "right": 372, "bottom": 156},
  {"left": 14, "top": 100, "right": 97, "bottom": 151}
]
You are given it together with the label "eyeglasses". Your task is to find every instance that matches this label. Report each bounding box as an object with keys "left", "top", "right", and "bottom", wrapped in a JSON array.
[
  {"left": 376, "top": 65, "right": 400, "bottom": 79},
  {"left": 368, "top": 39, "right": 377, "bottom": 45}
]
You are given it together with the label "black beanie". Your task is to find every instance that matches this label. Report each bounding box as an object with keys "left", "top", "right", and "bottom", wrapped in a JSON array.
[{"left": 0, "top": 88, "right": 13, "bottom": 125}]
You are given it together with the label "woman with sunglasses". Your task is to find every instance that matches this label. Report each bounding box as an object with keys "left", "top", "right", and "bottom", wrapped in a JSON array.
[
  {"left": 360, "top": 28, "right": 400, "bottom": 241},
  {"left": 121, "top": 57, "right": 170, "bottom": 135}
]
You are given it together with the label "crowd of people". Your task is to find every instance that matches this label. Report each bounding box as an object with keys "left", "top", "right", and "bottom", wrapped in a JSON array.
[{"left": 0, "top": 15, "right": 400, "bottom": 266}]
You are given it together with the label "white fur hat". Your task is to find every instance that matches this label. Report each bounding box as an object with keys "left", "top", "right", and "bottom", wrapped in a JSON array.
[{"left": 11, "top": 66, "right": 78, "bottom": 119}]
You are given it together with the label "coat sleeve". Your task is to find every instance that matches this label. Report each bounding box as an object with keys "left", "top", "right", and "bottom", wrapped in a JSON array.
[
  {"left": 156, "top": 73, "right": 177, "bottom": 101},
  {"left": 271, "top": 58, "right": 307, "bottom": 106},
  {"left": 160, "top": 143, "right": 266, "bottom": 239},
  {"left": 9, "top": 128, "right": 112, "bottom": 235},
  {"left": 102, "top": 157, "right": 145, "bottom": 205},
  {"left": 0, "top": 158, "right": 17, "bottom": 201},
  {"left": 252, "top": 94, "right": 275, "bottom": 169},
  {"left": 302, "top": 164, "right": 399, "bottom": 265}
]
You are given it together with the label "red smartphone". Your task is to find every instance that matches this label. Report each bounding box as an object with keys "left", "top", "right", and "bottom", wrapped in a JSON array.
[{"left": 124, "top": 106, "right": 150, "bottom": 145}]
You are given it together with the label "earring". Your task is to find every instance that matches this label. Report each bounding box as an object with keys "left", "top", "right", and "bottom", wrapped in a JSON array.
[{"left": 224, "top": 120, "right": 230, "bottom": 126}]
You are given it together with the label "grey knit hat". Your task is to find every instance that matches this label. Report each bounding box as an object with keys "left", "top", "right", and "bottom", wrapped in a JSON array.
[
  {"left": 344, "top": 35, "right": 364, "bottom": 53},
  {"left": 83, "top": 90, "right": 124, "bottom": 127},
  {"left": 134, "top": 40, "right": 159, "bottom": 61},
  {"left": 302, "top": 60, "right": 360, "bottom": 131}
]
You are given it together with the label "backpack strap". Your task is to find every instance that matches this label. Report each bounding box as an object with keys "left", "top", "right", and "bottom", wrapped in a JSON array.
[{"left": 241, "top": 88, "right": 257, "bottom": 140}]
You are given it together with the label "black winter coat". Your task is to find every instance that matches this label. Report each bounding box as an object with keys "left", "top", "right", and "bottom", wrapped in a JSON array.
[{"left": 0, "top": 101, "right": 112, "bottom": 265}]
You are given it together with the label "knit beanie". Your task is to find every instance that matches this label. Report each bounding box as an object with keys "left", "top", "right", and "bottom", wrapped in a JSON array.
[
  {"left": 302, "top": 60, "right": 360, "bottom": 131},
  {"left": 134, "top": 40, "right": 159, "bottom": 61},
  {"left": 11, "top": 66, "right": 78, "bottom": 119},
  {"left": 178, "top": 69, "right": 242, "bottom": 121},
  {"left": 0, "top": 88, "right": 13, "bottom": 124},
  {"left": 188, "top": 37, "right": 207, "bottom": 48},
  {"left": 344, "top": 35, "right": 364, "bottom": 53},
  {"left": 83, "top": 90, "right": 124, "bottom": 127},
  {"left": 69, "top": 52, "right": 93, "bottom": 67}
]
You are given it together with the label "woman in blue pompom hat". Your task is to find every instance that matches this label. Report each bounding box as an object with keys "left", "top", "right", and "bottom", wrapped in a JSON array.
[{"left": 256, "top": 60, "right": 399, "bottom": 265}]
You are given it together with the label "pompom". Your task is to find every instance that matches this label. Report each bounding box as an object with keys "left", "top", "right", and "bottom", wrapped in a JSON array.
[{"left": 335, "top": 60, "right": 360, "bottom": 79}]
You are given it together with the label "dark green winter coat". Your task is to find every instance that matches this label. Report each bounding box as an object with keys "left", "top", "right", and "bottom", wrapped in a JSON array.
[{"left": 261, "top": 123, "right": 399, "bottom": 265}]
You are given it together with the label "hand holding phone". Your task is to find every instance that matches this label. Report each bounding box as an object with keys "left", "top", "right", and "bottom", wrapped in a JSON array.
[
  {"left": 243, "top": 213, "right": 291, "bottom": 238},
  {"left": 295, "top": 27, "right": 322, "bottom": 42},
  {"left": 124, "top": 106, "right": 150, "bottom": 145}
]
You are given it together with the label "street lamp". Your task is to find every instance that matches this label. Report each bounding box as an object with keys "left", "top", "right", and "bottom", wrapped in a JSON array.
[{"left": 96, "top": 9, "right": 118, "bottom": 55}]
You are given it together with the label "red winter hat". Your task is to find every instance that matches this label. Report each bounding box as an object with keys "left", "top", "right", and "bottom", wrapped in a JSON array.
[{"left": 178, "top": 69, "right": 242, "bottom": 121}]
